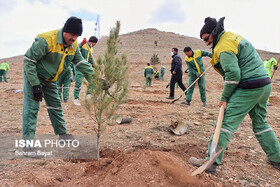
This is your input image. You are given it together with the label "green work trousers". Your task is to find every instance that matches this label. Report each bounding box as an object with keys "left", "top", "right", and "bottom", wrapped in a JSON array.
[
  {"left": 22, "top": 71, "right": 67, "bottom": 140},
  {"left": 146, "top": 75, "right": 152, "bottom": 86},
  {"left": 160, "top": 72, "right": 165, "bottom": 81},
  {"left": 186, "top": 74, "right": 206, "bottom": 102},
  {"left": 57, "top": 66, "right": 71, "bottom": 102},
  {"left": 207, "top": 84, "right": 280, "bottom": 164},
  {"left": 0, "top": 69, "right": 7, "bottom": 82},
  {"left": 74, "top": 70, "right": 94, "bottom": 99}
]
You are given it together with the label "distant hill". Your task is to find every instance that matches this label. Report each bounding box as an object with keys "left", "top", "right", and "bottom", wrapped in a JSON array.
[
  {"left": 1, "top": 28, "right": 279, "bottom": 64},
  {"left": 94, "top": 28, "right": 280, "bottom": 64}
]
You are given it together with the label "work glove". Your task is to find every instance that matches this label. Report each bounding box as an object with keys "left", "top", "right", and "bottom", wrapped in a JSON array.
[
  {"left": 82, "top": 38, "right": 87, "bottom": 46},
  {"left": 274, "top": 65, "right": 278, "bottom": 70},
  {"left": 32, "top": 85, "right": 43, "bottom": 102}
]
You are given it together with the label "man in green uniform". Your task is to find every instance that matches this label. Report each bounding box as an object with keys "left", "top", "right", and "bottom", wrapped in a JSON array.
[
  {"left": 182, "top": 47, "right": 212, "bottom": 107},
  {"left": 263, "top": 57, "right": 278, "bottom": 106},
  {"left": 160, "top": 65, "right": 165, "bottom": 80},
  {"left": 189, "top": 17, "right": 280, "bottom": 174},
  {"left": 74, "top": 36, "right": 98, "bottom": 106},
  {"left": 144, "top": 63, "right": 154, "bottom": 86},
  {"left": 0, "top": 61, "right": 9, "bottom": 82},
  {"left": 57, "top": 66, "right": 72, "bottom": 103},
  {"left": 264, "top": 58, "right": 278, "bottom": 78},
  {"left": 22, "top": 17, "right": 95, "bottom": 144}
]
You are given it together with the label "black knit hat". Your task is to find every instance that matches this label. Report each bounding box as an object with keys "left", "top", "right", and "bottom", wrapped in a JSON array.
[
  {"left": 89, "top": 36, "right": 98, "bottom": 43},
  {"left": 62, "top": 16, "right": 83, "bottom": 36},
  {"left": 200, "top": 17, "right": 217, "bottom": 39}
]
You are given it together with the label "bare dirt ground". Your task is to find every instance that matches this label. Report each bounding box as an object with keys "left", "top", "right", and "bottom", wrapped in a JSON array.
[{"left": 0, "top": 29, "right": 280, "bottom": 186}]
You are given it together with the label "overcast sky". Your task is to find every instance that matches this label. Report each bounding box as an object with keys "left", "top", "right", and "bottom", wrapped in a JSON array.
[{"left": 0, "top": 0, "right": 279, "bottom": 59}]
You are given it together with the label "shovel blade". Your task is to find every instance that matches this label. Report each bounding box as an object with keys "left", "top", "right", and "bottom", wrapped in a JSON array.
[
  {"left": 171, "top": 95, "right": 182, "bottom": 104},
  {"left": 170, "top": 124, "right": 188, "bottom": 136},
  {"left": 191, "top": 147, "right": 223, "bottom": 176},
  {"left": 209, "top": 141, "right": 217, "bottom": 160}
]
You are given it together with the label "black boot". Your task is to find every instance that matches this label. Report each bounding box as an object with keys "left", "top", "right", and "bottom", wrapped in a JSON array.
[
  {"left": 205, "top": 162, "right": 218, "bottom": 175},
  {"left": 166, "top": 96, "right": 174, "bottom": 99},
  {"left": 266, "top": 158, "right": 280, "bottom": 170},
  {"left": 181, "top": 101, "right": 190, "bottom": 105}
]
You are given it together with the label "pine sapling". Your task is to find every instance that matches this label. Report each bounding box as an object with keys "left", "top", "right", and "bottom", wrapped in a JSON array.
[
  {"left": 84, "top": 21, "right": 129, "bottom": 159},
  {"left": 150, "top": 54, "right": 160, "bottom": 65}
]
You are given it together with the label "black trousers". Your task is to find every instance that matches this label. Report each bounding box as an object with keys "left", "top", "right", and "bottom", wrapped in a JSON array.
[{"left": 169, "top": 73, "right": 186, "bottom": 97}]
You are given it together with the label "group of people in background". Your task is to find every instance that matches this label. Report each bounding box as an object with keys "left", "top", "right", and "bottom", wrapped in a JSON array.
[
  {"left": 144, "top": 63, "right": 165, "bottom": 86},
  {"left": 147, "top": 45, "right": 212, "bottom": 107}
]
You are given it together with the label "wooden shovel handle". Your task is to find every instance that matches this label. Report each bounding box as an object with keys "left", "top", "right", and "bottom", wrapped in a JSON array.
[
  {"left": 271, "top": 57, "right": 280, "bottom": 80},
  {"left": 212, "top": 105, "right": 225, "bottom": 145},
  {"left": 191, "top": 106, "right": 225, "bottom": 176},
  {"left": 171, "top": 66, "right": 212, "bottom": 103}
]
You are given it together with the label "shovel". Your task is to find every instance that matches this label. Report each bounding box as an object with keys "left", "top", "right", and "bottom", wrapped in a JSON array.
[
  {"left": 271, "top": 57, "right": 280, "bottom": 80},
  {"left": 169, "top": 120, "right": 189, "bottom": 136},
  {"left": 171, "top": 66, "right": 212, "bottom": 104},
  {"left": 191, "top": 105, "right": 225, "bottom": 176}
]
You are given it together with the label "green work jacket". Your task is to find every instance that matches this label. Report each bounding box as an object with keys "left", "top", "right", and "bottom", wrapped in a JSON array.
[
  {"left": 263, "top": 58, "right": 277, "bottom": 78},
  {"left": 144, "top": 66, "right": 154, "bottom": 77},
  {"left": 79, "top": 42, "right": 94, "bottom": 65},
  {"left": 0, "top": 62, "right": 9, "bottom": 72},
  {"left": 211, "top": 31, "right": 269, "bottom": 102},
  {"left": 185, "top": 50, "right": 212, "bottom": 76},
  {"left": 23, "top": 28, "right": 94, "bottom": 86}
]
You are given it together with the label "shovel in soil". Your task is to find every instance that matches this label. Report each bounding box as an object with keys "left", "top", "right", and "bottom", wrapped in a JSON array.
[
  {"left": 171, "top": 66, "right": 212, "bottom": 104},
  {"left": 169, "top": 120, "right": 188, "bottom": 136},
  {"left": 116, "top": 117, "right": 133, "bottom": 124},
  {"left": 191, "top": 105, "right": 225, "bottom": 176}
]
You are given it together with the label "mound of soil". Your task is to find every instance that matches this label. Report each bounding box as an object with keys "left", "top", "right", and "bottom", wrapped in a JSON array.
[{"left": 16, "top": 149, "right": 220, "bottom": 187}]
